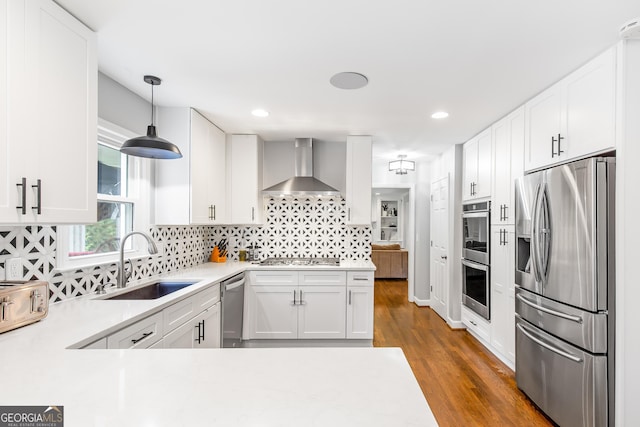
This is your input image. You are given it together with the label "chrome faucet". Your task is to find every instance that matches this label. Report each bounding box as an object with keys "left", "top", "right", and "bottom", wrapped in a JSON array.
[{"left": 117, "top": 231, "right": 158, "bottom": 288}]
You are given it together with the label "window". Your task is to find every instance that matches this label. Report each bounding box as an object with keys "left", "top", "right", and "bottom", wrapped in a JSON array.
[{"left": 57, "top": 119, "right": 151, "bottom": 269}]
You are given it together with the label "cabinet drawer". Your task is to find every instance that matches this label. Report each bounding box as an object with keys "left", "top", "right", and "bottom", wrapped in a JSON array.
[
  {"left": 347, "top": 271, "right": 374, "bottom": 286},
  {"left": 107, "top": 312, "right": 163, "bottom": 349},
  {"left": 194, "top": 283, "right": 220, "bottom": 311},
  {"left": 250, "top": 271, "right": 298, "bottom": 285},
  {"left": 299, "top": 270, "right": 346, "bottom": 286},
  {"left": 163, "top": 294, "right": 198, "bottom": 333},
  {"left": 462, "top": 306, "right": 490, "bottom": 343}
]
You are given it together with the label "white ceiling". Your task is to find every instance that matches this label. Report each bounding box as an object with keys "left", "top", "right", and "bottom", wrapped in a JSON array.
[{"left": 57, "top": 0, "right": 640, "bottom": 161}]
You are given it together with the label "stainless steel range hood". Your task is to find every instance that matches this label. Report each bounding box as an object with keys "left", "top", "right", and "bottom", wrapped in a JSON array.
[{"left": 262, "top": 138, "right": 340, "bottom": 197}]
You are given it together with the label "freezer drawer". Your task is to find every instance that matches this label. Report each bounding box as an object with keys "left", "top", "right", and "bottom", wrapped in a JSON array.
[
  {"left": 515, "top": 287, "right": 607, "bottom": 353},
  {"left": 516, "top": 318, "right": 608, "bottom": 427}
]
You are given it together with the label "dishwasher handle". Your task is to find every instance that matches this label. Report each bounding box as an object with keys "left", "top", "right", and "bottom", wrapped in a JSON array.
[{"left": 224, "top": 277, "right": 245, "bottom": 291}]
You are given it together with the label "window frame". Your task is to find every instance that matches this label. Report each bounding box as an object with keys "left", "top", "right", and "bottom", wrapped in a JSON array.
[{"left": 56, "top": 118, "right": 153, "bottom": 270}]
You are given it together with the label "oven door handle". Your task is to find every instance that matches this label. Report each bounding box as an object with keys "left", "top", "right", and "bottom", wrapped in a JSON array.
[
  {"left": 461, "top": 212, "right": 489, "bottom": 219},
  {"left": 517, "top": 323, "right": 583, "bottom": 363},
  {"left": 516, "top": 294, "right": 583, "bottom": 324},
  {"left": 461, "top": 259, "right": 488, "bottom": 271}
]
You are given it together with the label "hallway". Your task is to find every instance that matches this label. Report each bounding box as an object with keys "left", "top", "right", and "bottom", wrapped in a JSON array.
[{"left": 372, "top": 279, "right": 554, "bottom": 426}]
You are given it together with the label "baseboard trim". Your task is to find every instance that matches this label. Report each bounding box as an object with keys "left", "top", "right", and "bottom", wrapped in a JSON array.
[
  {"left": 447, "top": 320, "right": 466, "bottom": 329},
  {"left": 413, "top": 297, "right": 431, "bottom": 307}
]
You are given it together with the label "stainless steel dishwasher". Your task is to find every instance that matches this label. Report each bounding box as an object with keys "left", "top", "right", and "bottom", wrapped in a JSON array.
[{"left": 221, "top": 272, "right": 245, "bottom": 348}]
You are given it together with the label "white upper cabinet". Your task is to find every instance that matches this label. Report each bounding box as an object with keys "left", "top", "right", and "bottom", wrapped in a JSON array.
[
  {"left": 0, "top": 0, "right": 97, "bottom": 224},
  {"left": 227, "top": 134, "right": 264, "bottom": 225},
  {"left": 491, "top": 106, "right": 525, "bottom": 225},
  {"left": 524, "top": 45, "right": 617, "bottom": 171},
  {"left": 155, "top": 108, "right": 226, "bottom": 225},
  {"left": 462, "top": 128, "right": 491, "bottom": 201},
  {"left": 345, "top": 135, "right": 372, "bottom": 225}
]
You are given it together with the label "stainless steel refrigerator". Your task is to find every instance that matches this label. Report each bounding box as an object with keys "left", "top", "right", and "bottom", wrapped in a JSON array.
[{"left": 514, "top": 157, "right": 615, "bottom": 427}]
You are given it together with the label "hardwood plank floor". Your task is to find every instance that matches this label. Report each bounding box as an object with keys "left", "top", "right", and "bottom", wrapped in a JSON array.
[{"left": 373, "top": 279, "right": 554, "bottom": 427}]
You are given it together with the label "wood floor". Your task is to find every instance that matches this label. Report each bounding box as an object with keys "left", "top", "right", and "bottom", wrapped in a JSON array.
[{"left": 373, "top": 279, "right": 554, "bottom": 427}]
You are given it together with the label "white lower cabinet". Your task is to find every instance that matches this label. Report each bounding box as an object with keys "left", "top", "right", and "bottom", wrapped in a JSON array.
[
  {"left": 162, "top": 302, "right": 221, "bottom": 349},
  {"left": 104, "top": 283, "right": 221, "bottom": 350},
  {"left": 490, "top": 227, "right": 515, "bottom": 364},
  {"left": 106, "top": 312, "right": 164, "bottom": 349},
  {"left": 346, "top": 271, "right": 374, "bottom": 339},
  {"left": 247, "top": 270, "right": 373, "bottom": 341},
  {"left": 461, "top": 306, "right": 491, "bottom": 344}
]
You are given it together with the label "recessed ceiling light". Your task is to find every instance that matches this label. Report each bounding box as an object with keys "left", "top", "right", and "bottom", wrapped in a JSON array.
[
  {"left": 330, "top": 72, "right": 369, "bottom": 90},
  {"left": 431, "top": 111, "right": 449, "bottom": 119},
  {"left": 252, "top": 109, "right": 269, "bottom": 117}
]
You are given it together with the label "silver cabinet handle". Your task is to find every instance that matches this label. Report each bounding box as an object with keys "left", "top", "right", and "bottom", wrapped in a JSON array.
[
  {"left": 298, "top": 290, "right": 306, "bottom": 305},
  {"left": 213, "top": 205, "right": 216, "bottom": 220},
  {"left": 347, "top": 208, "right": 351, "bottom": 221},
  {"left": 516, "top": 294, "right": 583, "bottom": 323},
  {"left": 32, "top": 179, "right": 42, "bottom": 215},
  {"left": 16, "top": 178, "right": 27, "bottom": 214},
  {"left": 131, "top": 331, "right": 153, "bottom": 344},
  {"left": 441, "top": 255, "right": 447, "bottom": 260},
  {"left": 1, "top": 298, "right": 14, "bottom": 322},
  {"left": 251, "top": 207, "right": 255, "bottom": 221},
  {"left": 353, "top": 277, "right": 369, "bottom": 281},
  {"left": 517, "top": 323, "right": 582, "bottom": 363},
  {"left": 469, "top": 319, "right": 477, "bottom": 326},
  {"left": 348, "top": 290, "right": 352, "bottom": 305},
  {"left": 292, "top": 290, "right": 297, "bottom": 305}
]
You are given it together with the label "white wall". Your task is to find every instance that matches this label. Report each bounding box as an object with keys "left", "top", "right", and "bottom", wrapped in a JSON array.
[
  {"left": 98, "top": 72, "right": 151, "bottom": 135},
  {"left": 372, "top": 158, "right": 432, "bottom": 301},
  {"left": 616, "top": 38, "right": 640, "bottom": 426}
]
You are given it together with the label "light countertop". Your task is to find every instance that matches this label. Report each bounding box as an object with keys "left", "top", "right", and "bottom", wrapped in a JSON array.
[{"left": 0, "top": 261, "right": 438, "bottom": 426}]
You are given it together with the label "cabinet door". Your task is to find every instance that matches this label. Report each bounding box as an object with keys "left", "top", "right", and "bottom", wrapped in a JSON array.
[
  {"left": 462, "top": 137, "right": 478, "bottom": 200},
  {"left": 524, "top": 84, "right": 562, "bottom": 171},
  {"left": 23, "top": 0, "right": 97, "bottom": 223},
  {"left": 248, "top": 285, "right": 298, "bottom": 339},
  {"left": 190, "top": 110, "right": 226, "bottom": 224},
  {"left": 345, "top": 135, "right": 372, "bottom": 225},
  {"left": 190, "top": 110, "right": 215, "bottom": 224},
  {"left": 563, "top": 46, "right": 616, "bottom": 160},
  {"left": 347, "top": 286, "right": 374, "bottom": 339},
  {"left": 0, "top": 1, "right": 15, "bottom": 220},
  {"left": 163, "top": 316, "right": 198, "bottom": 349},
  {"left": 228, "top": 134, "right": 263, "bottom": 224},
  {"left": 297, "top": 285, "right": 346, "bottom": 339},
  {"left": 196, "top": 302, "right": 221, "bottom": 348},
  {"left": 475, "top": 128, "right": 492, "bottom": 199},
  {"left": 492, "top": 107, "right": 524, "bottom": 225},
  {"left": 491, "top": 117, "right": 511, "bottom": 224},
  {"left": 490, "top": 227, "right": 515, "bottom": 363}
]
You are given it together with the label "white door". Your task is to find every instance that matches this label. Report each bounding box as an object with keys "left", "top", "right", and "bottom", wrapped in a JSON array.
[
  {"left": 297, "top": 285, "right": 346, "bottom": 339},
  {"left": 249, "top": 285, "right": 298, "bottom": 339},
  {"left": 430, "top": 176, "right": 449, "bottom": 321},
  {"left": 346, "top": 286, "right": 374, "bottom": 339}
]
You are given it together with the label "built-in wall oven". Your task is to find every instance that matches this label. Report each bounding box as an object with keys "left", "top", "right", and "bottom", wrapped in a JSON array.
[{"left": 462, "top": 201, "right": 490, "bottom": 319}]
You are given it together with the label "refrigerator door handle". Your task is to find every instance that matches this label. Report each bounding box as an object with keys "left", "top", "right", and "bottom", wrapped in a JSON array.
[
  {"left": 517, "top": 323, "right": 583, "bottom": 363},
  {"left": 539, "top": 184, "right": 551, "bottom": 282},
  {"left": 530, "top": 183, "right": 543, "bottom": 284},
  {"left": 516, "top": 294, "right": 583, "bottom": 323}
]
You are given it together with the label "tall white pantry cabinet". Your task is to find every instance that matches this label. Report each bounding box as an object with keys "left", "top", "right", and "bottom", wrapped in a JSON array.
[{"left": 1, "top": 0, "right": 97, "bottom": 224}]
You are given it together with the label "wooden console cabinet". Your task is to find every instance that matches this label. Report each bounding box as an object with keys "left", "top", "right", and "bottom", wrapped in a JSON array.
[{"left": 371, "top": 250, "right": 408, "bottom": 279}]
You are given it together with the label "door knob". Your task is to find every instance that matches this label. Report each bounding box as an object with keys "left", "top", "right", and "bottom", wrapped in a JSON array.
[{"left": 441, "top": 255, "right": 448, "bottom": 260}]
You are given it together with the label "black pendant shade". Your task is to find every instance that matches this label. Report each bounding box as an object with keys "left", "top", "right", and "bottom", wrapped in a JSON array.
[{"left": 121, "top": 75, "right": 182, "bottom": 160}]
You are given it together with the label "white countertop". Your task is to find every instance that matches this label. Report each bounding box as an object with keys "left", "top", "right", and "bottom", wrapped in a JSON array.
[{"left": 0, "top": 261, "right": 438, "bottom": 426}]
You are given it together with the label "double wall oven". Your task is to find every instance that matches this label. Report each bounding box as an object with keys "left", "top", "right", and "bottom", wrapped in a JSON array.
[{"left": 461, "top": 201, "right": 490, "bottom": 320}]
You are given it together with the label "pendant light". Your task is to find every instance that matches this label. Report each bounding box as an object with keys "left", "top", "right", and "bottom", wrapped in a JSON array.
[
  {"left": 120, "top": 75, "right": 182, "bottom": 159},
  {"left": 389, "top": 155, "right": 415, "bottom": 175}
]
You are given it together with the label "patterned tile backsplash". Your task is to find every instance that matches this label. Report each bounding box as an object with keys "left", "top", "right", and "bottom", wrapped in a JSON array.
[{"left": 0, "top": 197, "right": 370, "bottom": 303}]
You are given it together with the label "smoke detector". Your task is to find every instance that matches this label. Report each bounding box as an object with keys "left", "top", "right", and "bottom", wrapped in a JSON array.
[{"left": 620, "top": 18, "right": 640, "bottom": 39}]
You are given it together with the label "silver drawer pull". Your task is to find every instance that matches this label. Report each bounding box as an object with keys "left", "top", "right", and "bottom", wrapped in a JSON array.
[
  {"left": 517, "top": 323, "right": 582, "bottom": 363},
  {"left": 516, "top": 294, "right": 583, "bottom": 324},
  {"left": 352, "top": 277, "right": 369, "bottom": 281},
  {"left": 131, "top": 331, "right": 153, "bottom": 344}
]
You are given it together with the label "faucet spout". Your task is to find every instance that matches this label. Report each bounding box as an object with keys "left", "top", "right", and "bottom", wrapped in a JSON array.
[{"left": 117, "top": 231, "right": 158, "bottom": 289}]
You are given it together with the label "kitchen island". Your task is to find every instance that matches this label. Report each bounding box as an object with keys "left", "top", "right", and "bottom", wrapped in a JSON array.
[{"left": 0, "top": 262, "right": 438, "bottom": 426}]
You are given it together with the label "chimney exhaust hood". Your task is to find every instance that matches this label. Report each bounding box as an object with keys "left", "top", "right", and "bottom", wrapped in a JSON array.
[{"left": 262, "top": 138, "right": 341, "bottom": 197}]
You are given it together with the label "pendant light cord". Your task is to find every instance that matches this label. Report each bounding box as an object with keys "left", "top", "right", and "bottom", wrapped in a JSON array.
[{"left": 150, "top": 82, "right": 155, "bottom": 126}]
